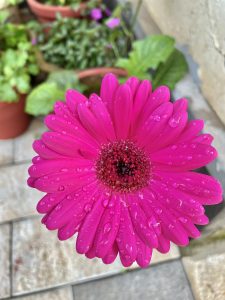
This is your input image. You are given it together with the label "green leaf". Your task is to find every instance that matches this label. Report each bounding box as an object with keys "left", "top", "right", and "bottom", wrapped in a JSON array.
[
  {"left": 25, "top": 82, "right": 65, "bottom": 116},
  {"left": 152, "top": 49, "right": 188, "bottom": 90},
  {"left": 0, "top": 84, "right": 18, "bottom": 103},
  {"left": 16, "top": 75, "right": 30, "bottom": 94},
  {"left": 48, "top": 70, "right": 87, "bottom": 92},
  {"left": 116, "top": 35, "right": 175, "bottom": 77}
]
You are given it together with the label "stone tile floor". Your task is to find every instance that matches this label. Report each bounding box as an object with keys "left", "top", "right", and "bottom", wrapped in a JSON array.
[{"left": 0, "top": 76, "right": 225, "bottom": 300}]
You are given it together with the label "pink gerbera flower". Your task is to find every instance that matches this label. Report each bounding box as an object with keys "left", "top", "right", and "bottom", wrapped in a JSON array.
[{"left": 28, "top": 74, "right": 223, "bottom": 268}]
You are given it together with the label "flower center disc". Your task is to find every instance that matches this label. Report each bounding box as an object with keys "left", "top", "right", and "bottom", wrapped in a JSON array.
[{"left": 96, "top": 141, "right": 151, "bottom": 193}]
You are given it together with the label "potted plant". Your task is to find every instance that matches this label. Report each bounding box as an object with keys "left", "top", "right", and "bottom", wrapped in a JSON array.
[
  {"left": 0, "top": 15, "right": 39, "bottom": 139},
  {"left": 27, "top": 0, "right": 102, "bottom": 23},
  {"left": 26, "top": 2, "right": 188, "bottom": 116}
]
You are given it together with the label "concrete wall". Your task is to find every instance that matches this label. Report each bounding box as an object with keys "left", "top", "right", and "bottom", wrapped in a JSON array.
[{"left": 137, "top": 0, "right": 225, "bottom": 125}]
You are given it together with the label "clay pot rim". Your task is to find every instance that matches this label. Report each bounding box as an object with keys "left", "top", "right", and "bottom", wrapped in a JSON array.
[
  {"left": 27, "top": 0, "right": 87, "bottom": 13},
  {"left": 77, "top": 67, "right": 128, "bottom": 80}
]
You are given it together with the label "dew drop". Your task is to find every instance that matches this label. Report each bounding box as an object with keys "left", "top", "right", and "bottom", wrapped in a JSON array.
[
  {"left": 103, "top": 223, "right": 111, "bottom": 234},
  {"left": 58, "top": 185, "right": 65, "bottom": 191},
  {"left": 169, "top": 118, "right": 179, "bottom": 128},
  {"left": 84, "top": 204, "right": 92, "bottom": 213},
  {"left": 171, "top": 145, "right": 177, "bottom": 150},
  {"left": 155, "top": 208, "right": 162, "bottom": 215},
  {"left": 102, "top": 199, "right": 109, "bottom": 207},
  {"left": 187, "top": 156, "right": 192, "bottom": 161},
  {"left": 179, "top": 217, "right": 188, "bottom": 223},
  {"left": 61, "top": 168, "right": 68, "bottom": 172}
]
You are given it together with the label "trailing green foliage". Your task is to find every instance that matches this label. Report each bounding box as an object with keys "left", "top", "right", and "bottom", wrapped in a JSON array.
[
  {"left": 0, "top": 20, "right": 39, "bottom": 102},
  {"left": 34, "top": 11, "right": 133, "bottom": 70},
  {"left": 26, "top": 70, "right": 86, "bottom": 116}
]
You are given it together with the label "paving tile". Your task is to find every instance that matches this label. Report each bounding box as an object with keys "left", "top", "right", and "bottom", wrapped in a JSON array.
[
  {"left": 14, "top": 118, "right": 46, "bottom": 163},
  {"left": 12, "top": 217, "right": 127, "bottom": 295},
  {"left": 0, "top": 223, "right": 10, "bottom": 299},
  {"left": 151, "top": 242, "right": 180, "bottom": 264},
  {"left": 73, "top": 260, "right": 194, "bottom": 300},
  {"left": 0, "top": 139, "right": 14, "bottom": 166},
  {"left": 183, "top": 253, "right": 225, "bottom": 300},
  {"left": 12, "top": 217, "right": 180, "bottom": 296},
  {"left": 0, "top": 163, "right": 42, "bottom": 223},
  {"left": 16, "top": 287, "right": 73, "bottom": 300}
]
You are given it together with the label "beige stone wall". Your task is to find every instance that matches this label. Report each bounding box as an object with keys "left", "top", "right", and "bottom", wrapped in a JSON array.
[{"left": 136, "top": 0, "right": 225, "bottom": 125}]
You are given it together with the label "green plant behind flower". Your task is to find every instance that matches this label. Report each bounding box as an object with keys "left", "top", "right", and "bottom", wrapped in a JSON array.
[
  {"left": 0, "top": 20, "right": 39, "bottom": 102},
  {"left": 117, "top": 35, "right": 188, "bottom": 90},
  {"left": 33, "top": 11, "right": 133, "bottom": 70}
]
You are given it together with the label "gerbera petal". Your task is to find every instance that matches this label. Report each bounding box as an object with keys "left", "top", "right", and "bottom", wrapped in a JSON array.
[
  {"left": 116, "top": 202, "right": 137, "bottom": 267},
  {"left": 113, "top": 84, "right": 132, "bottom": 139},
  {"left": 176, "top": 120, "right": 204, "bottom": 143},
  {"left": 136, "top": 236, "right": 152, "bottom": 268},
  {"left": 136, "top": 102, "right": 173, "bottom": 148},
  {"left": 66, "top": 89, "right": 87, "bottom": 114},
  {"left": 102, "top": 242, "right": 118, "bottom": 264},
  {"left": 76, "top": 192, "right": 110, "bottom": 254},
  {"left": 33, "top": 140, "right": 65, "bottom": 160},
  {"left": 58, "top": 219, "right": 80, "bottom": 241},
  {"left": 45, "top": 114, "right": 98, "bottom": 147},
  {"left": 151, "top": 142, "right": 217, "bottom": 171},
  {"left": 77, "top": 101, "right": 108, "bottom": 143},
  {"left": 126, "top": 76, "right": 140, "bottom": 97},
  {"left": 46, "top": 183, "right": 97, "bottom": 230},
  {"left": 34, "top": 171, "right": 95, "bottom": 193},
  {"left": 151, "top": 180, "right": 205, "bottom": 218},
  {"left": 132, "top": 80, "right": 152, "bottom": 124},
  {"left": 89, "top": 94, "right": 116, "bottom": 141},
  {"left": 42, "top": 132, "right": 97, "bottom": 159},
  {"left": 29, "top": 158, "right": 92, "bottom": 178},
  {"left": 173, "top": 98, "right": 188, "bottom": 112},
  {"left": 150, "top": 111, "right": 188, "bottom": 152},
  {"left": 94, "top": 194, "right": 121, "bottom": 258},
  {"left": 154, "top": 171, "right": 222, "bottom": 205},
  {"left": 191, "top": 134, "right": 214, "bottom": 145},
  {"left": 140, "top": 86, "right": 170, "bottom": 126},
  {"left": 157, "top": 235, "right": 170, "bottom": 253},
  {"left": 37, "top": 193, "right": 65, "bottom": 214},
  {"left": 128, "top": 196, "right": 158, "bottom": 248},
  {"left": 100, "top": 73, "right": 119, "bottom": 114}
]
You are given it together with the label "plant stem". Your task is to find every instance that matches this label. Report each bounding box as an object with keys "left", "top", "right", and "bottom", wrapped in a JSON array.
[{"left": 131, "top": 0, "right": 143, "bottom": 30}]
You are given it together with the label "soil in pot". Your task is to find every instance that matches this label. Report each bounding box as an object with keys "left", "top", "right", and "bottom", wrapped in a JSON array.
[{"left": 0, "top": 94, "right": 31, "bottom": 139}]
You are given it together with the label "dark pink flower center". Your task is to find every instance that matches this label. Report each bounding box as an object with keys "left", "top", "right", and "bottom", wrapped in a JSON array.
[{"left": 96, "top": 141, "right": 151, "bottom": 193}]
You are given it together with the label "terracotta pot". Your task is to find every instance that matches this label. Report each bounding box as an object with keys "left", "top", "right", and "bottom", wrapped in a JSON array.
[
  {"left": 0, "top": 94, "right": 31, "bottom": 139},
  {"left": 77, "top": 67, "right": 128, "bottom": 89},
  {"left": 27, "top": 0, "right": 88, "bottom": 22}
]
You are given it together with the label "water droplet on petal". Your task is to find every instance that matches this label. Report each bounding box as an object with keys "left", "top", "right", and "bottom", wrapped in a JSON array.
[
  {"left": 155, "top": 208, "right": 162, "bottom": 215},
  {"left": 171, "top": 145, "right": 177, "bottom": 150},
  {"left": 102, "top": 199, "right": 109, "bottom": 207},
  {"left": 179, "top": 217, "right": 188, "bottom": 223},
  {"left": 84, "top": 203, "right": 92, "bottom": 213},
  {"left": 58, "top": 185, "right": 65, "bottom": 191},
  {"left": 169, "top": 118, "right": 179, "bottom": 128},
  {"left": 103, "top": 223, "right": 111, "bottom": 234}
]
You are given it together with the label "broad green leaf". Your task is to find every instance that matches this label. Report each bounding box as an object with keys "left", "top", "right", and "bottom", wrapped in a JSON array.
[
  {"left": 116, "top": 35, "right": 175, "bottom": 77},
  {"left": 48, "top": 70, "right": 87, "bottom": 92},
  {"left": 16, "top": 75, "right": 30, "bottom": 94},
  {"left": 153, "top": 49, "right": 188, "bottom": 90},
  {"left": 0, "top": 84, "right": 18, "bottom": 103},
  {"left": 26, "top": 82, "right": 65, "bottom": 116}
]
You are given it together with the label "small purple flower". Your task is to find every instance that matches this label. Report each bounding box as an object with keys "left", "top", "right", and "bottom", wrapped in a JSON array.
[
  {"left": 31, "top": 37, "right": 37, "bottom": 46},
  {"left": 106, "top": 18, "right": 121, "bottom": 29},
  {"left": 90, "top": 8, "right": 103, "bottom": 21}
]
